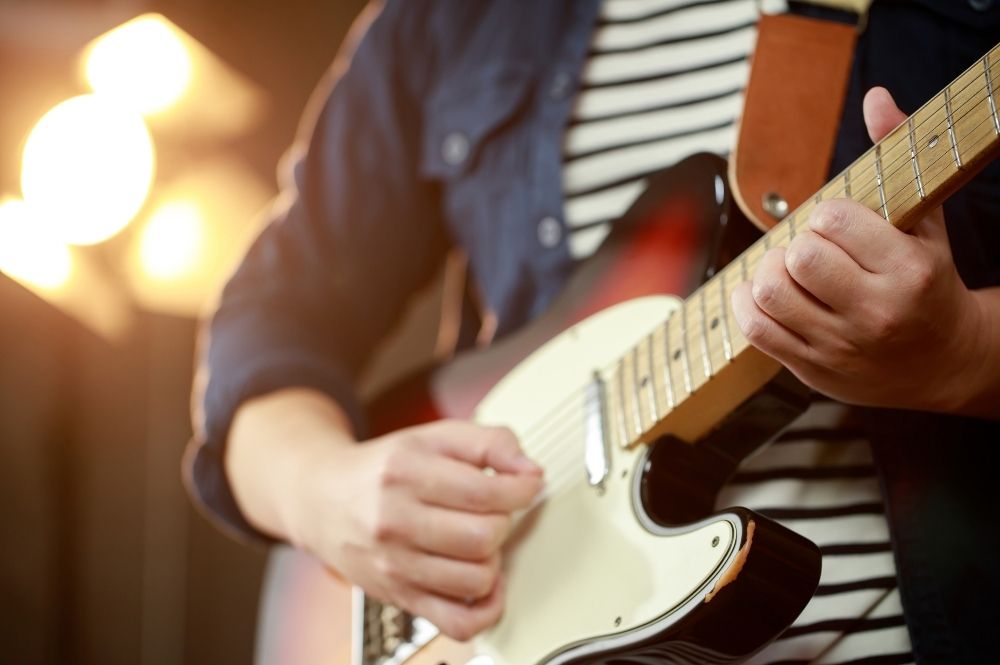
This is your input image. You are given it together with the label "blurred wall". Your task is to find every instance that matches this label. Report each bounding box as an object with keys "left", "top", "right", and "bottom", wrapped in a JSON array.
[{"left": 0, "top": 1, "right": 367, "bottom": 663}]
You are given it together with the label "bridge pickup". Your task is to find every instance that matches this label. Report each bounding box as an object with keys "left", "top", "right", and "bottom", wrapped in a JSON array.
[{"left": 584, "top": 372, "right": 611, "bottom": 487}]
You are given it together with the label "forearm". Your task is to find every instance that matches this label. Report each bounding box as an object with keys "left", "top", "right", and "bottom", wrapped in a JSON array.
[
  {"left": 225, "top": 387, "right": 357, "bottom": 544},
  {"left": 952, "top": 286, "right": 1000, "bottom": 419}
]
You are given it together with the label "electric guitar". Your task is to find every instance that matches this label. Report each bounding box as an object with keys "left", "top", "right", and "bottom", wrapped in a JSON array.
[{"left": 264, "top": 43, "right": 1000, "bottom": 665}]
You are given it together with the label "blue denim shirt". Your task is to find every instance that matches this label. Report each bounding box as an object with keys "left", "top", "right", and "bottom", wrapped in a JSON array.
[{"left": 187, "top": 1, "right": 1000, "bottom": 662}]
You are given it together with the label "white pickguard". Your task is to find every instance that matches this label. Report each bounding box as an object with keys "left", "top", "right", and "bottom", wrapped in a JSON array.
[{"left": 470, "top": 296, "right": 739, "bottom": 665}]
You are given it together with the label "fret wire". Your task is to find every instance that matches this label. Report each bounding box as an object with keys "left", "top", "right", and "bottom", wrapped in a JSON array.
[
  {"left": 698, "top": 290, "right": 713, "bottom": 379},
  {"left": 841, "top": 74, "right": 990, "bottom": 209},
  {"left": 986, "top": 55, "right": 1000, "bottom": 135},
  {"left": 704, "top": 70, "right": 1000, "bottom": 303},
  {"left": 680, "top": 304, "right": 693, "bottom": 394},
  {"left": 945, "top": 86, "right": 963, "bottom": 168},
  {"left": 662, "top": 317, "right": 676, "bottom": 408},
  {"left": 787, "top": 214, "right": 796, "bottom": 240},
  {"left": 880, "top": 105, "right": 998, "bottom": 220},
  {"left": 718, "top": 277, "right": 733, "bottom": 361},
  {"left": 692, "top": 79, "right": 1000, "bottom": 374},
  {"left": 629, "top": 346, "right": 643, "bottom": 435},
  {"left": 616, "top": 360, "right": 629, "bottom": 446},
  {"left": 874, "top": 143, "right": 889, "bottom": 220},
  {"left": 908, "top": 116, "right": 925, "bottom": 200},
  {"left": 644, "top": 334, "right": 660, "bottom": 422},
  {"left": 860, "top": 82, "right": 995, "bottom": 217},
  {"left": 859, "top": 60, "right": 994, "bottom": 198},
  {"left": 646, "top": 330, "right": 661, "bottom": 422},
  {"left": 574, "top": 76, "right": 1000, "bottom": 454}
]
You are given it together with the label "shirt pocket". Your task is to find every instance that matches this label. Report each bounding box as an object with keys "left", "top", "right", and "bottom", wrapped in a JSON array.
[{"left": 420, "top": 62, "right": 535, "bottom": 181}]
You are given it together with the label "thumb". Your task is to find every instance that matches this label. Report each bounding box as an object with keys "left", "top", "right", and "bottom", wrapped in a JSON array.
[
  {"left": 862, "top": 86, "right": 907, "bottom": 143},
  {"left": 862, "top": 87, "right": 951, "bottom": 247},
  {"left": 419, "top": 420, "right": 543, "bottom": 475}
]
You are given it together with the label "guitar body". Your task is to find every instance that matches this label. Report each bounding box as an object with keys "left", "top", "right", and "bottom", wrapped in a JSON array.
[
  {"left": 469, "top": 296, "right": 819, "bottom": 665},
  {"left": 259, "top": 154, "right": 821, "bottom": 665}
]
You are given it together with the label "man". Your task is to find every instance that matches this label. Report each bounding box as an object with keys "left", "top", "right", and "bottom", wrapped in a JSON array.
[{"left": 186, "top": 1, "right": 1000, "bottom": 662}]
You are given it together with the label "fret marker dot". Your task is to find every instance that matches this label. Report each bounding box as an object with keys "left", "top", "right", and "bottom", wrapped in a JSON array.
[
  {"left": 640, "top": 376, "right": 649, "bottom": 388},
  {"left": 673, "top": 349, "right": 682, "bottom": 361},
  {"left": 928, "top": 135, "right": 939, "bottom": 149},
  {"left": 710, "top": 317, "right": 719, "bottom": 330}
]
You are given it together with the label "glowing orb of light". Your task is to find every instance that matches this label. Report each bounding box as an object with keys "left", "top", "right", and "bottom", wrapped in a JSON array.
[
  {"left": 0, "top": 199, "right": 73, "bottom": 290},
  {"left": 84, "top": 14, "right": 193, "bottom": 115},
  {"left": 138, "top": 200, "right": 204, "bottom": 281},
  {"left": 20, "top": 94, "right": 156, "bottom": 246}
]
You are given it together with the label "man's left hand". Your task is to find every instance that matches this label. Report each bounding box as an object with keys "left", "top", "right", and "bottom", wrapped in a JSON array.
[{"left": 731, "top": 87, "right": 987, "bottom": 413}]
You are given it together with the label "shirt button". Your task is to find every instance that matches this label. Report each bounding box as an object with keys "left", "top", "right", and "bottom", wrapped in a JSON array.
[
  {"left": 441, "top": 132, "right": 469, "bottom": 165},
  {"left": 968, "top": 0, "right": 993, "bottom": 10},
  {"left": 537, "top": 216, "right": 563, "bottom": 248},
  {"left": 549, "top": 71, "right": 574, "bottom": 101}
]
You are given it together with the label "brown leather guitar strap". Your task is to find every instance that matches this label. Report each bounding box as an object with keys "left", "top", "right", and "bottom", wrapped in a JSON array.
[{"left": 730, "top": 11, "right": 859, "bottom": 231}]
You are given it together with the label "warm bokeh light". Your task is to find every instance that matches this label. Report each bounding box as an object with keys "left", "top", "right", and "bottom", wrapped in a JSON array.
[
  {"left": 0, "top": 199, "right": 73, "bottom": 290},
  {"left": 124, "top": 158, "right": 273, "bottom": 316},
  {"left": 83, "top": 14, "right": 193, "bottom": 115},
  {"left": 20, "top": 94, "right": 156, "bottom": 246},
  {"left": 139, "top": 200, "right": 204, "bottom": 280}
]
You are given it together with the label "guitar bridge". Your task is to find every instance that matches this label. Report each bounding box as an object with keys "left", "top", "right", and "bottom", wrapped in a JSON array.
[{"left": 353, "top": 588, "right": 439, "bottom": 665}]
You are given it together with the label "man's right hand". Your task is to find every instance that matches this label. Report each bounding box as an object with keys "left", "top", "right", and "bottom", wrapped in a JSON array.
[{"left": 283, "top": 415, "right": 543, "bottom": 641}]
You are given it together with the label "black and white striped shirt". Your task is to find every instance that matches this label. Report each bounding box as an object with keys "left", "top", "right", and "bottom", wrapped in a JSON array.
[{"left": 563, "top": 1, "right": 914, "bottom": 662}]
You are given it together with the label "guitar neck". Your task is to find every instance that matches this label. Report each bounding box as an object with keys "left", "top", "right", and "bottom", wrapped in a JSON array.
[{"left": 608, "top": 42, "right": 1000, "bottom": 449}]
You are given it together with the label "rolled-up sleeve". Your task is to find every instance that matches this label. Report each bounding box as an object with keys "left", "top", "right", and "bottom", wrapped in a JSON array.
[{"left": 184, "top": 0, "right": 448, "bottom": 542}]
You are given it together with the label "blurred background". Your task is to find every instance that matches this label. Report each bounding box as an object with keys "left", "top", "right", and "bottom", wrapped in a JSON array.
[{"left": 0, "top": 0, "right": 368, "bottom": 662}]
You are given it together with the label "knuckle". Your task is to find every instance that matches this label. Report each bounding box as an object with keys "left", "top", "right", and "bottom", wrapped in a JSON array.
[
  {"left": 372, "top": 501, "right": 398, "bottom": 543},
  {"left": 488, "top": 425, "right": 520, "bottom": 452},
  {"left": 811, "top": 200, "right": 849, "bottom": 235},
  {"left": 469, "top": 564, "right": 497, "bottom": 598},
  {"left": 467, "top": 527, "right": 495, "bottom": 559},
  {"left": 785, "top": 235, "right": 820, "bottom": 275},
  {"left": 482, "top": 597, "right": 504, "bottom": 627},
  {"left": 465, "top": 483, "right": 493, "bottom": 510},
  {"left": 751, "top": 278, "right": 779, "bottom": 309},
  {"left": 906, "top": 260, "right": 935, "bottom": 295},
  {"left": 468, "top": 517, "right": 507, "bottom": 558},
  {"left": 868, "top": 308, "right": 899, "bottom": 341},
  {"left": 374, "top": 555, "right": 396, "bottom": 580},
  {"left": 376, "top": 454, "right": 402, "bottom": 488},
  {"left": 741, "top": 314, "right": 768, "bottom": 345},
  {"left": 449, "top": 616, "right": 479, "bottom": 642}
]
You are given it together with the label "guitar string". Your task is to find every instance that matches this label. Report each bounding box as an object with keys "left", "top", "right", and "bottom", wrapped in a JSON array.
[
  {"left": 515, "top": 74, "right": 1000, "bottom": 506},
  {"left": 500, "top": 70, "right": 1000, "bottom": 448},
  {"left": 522, "top": 119, "right": 990, "bottom": 478},
  {"left": 811, "top": 77, "right": 998, "bottom": 220},
  {"left": 638, "top": 74, "right": 1000, "bottom": 372},
  {"left": 483, "top": 76, "right": 1000, "bottom": 470},
  {"left": 506, "top": 111, "right": 1000, "bottom": 475}
]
